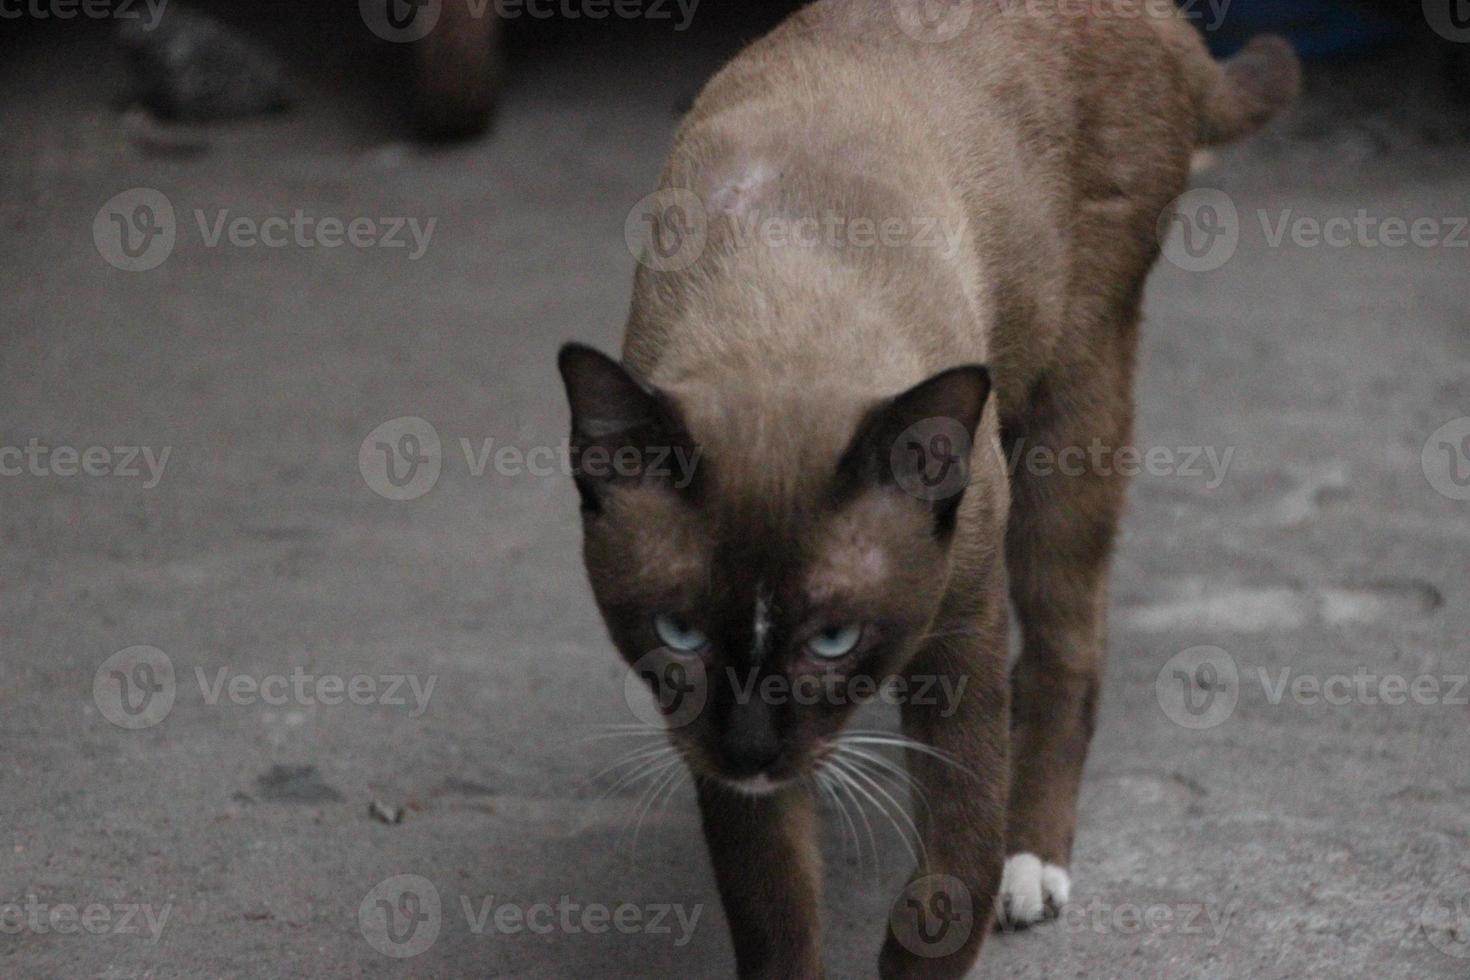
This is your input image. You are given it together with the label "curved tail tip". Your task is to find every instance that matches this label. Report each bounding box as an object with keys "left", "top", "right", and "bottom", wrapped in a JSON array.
[{"left": 1225, "top": 34, "right": 1302, "bottom": 125}]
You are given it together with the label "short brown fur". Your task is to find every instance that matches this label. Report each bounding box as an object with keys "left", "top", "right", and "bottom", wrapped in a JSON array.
[{"left": 559, "top": 2, "right": 1297, "bottom": 976}]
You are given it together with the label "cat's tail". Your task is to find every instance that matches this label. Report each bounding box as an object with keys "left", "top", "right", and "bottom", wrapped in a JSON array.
[{"left": 1186, "top": 34, "right": 1301, "bottom": 147}]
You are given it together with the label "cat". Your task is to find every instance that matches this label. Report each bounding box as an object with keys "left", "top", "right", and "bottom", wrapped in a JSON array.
[{"left": 557, "top": 2, "right": 1298, "bottom": 976}]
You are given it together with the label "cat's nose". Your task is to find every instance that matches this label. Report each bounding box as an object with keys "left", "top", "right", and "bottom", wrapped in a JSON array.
[
  {"left": 719, "top": 732, "right": 782, "bottom": 776},
  {"left": 718, "top": 700, "right": 783, "bottom": 776}
]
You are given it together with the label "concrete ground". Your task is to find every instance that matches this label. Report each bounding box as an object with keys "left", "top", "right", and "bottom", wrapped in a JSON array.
[{"left": 2, "top": 9, "right": 1468, "bottom": 979}]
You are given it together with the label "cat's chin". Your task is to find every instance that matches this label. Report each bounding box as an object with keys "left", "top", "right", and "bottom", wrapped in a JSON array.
[{"left": 716, "top": 773, "right": 791, "bottom": 797}]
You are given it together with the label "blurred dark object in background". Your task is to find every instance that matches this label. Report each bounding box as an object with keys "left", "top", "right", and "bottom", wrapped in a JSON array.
[
  {"left": 411, "top": 0, "right": 502, "bottom": 140},
  {"left": 116, "top": 6, "right": 293, "bottom": 122},
  {"left": 1352, "top": 0, "right": 1470, "bottom": 98},
  {"left": 1210, "top": 0, "right": 1470, "bottom": 100},
  {"left": 5, "top": 0, "right": 1468, "bottom": 145},
  {"left": 1205, "top": 0, "right": 1403, "bottom": 58},
  {"left": 110, "top": 0, "right": 500, "bottom": 138}
]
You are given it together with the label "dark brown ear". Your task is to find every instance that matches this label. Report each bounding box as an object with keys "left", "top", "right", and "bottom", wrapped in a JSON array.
[
  {"left": 556, "top": 343, "right": 698, "bottom": 513},
  {"left": 835, "top": 364, "right": 991, "bottom": 536}
]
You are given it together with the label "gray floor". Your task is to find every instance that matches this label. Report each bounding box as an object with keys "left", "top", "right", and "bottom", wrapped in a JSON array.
[{"left": 3, "top": 17, "right": 1469, "bottom": 980}]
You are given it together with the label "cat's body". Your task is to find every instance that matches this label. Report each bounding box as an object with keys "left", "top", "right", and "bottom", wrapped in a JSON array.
[{"left": 559, "top": 2, "right": 1297, "bottom": 976}]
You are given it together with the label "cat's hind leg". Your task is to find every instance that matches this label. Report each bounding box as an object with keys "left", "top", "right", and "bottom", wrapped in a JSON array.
[{"left": 996, "top": 335, "right": 1135, "bottom": 929}]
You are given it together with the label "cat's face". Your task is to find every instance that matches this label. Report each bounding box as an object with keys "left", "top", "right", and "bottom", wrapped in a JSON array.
[{"left": 558, "top": 344, "right": 990, "bottom": 792}]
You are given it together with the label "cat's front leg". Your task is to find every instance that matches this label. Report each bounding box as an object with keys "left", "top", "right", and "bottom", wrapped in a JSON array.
[
  {"left": 696, "top": 777, "right": 826, "bottom": 979},
  {"left": 878, "top": 631, "right": 1009, "bottom": 980}
]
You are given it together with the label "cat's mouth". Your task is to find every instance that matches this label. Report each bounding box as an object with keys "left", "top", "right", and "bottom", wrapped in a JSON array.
[
  {"left": 704, "top": 741, "right": 836, "bottom": 796},
  {"left": 718, "top": 772, "right": 789, "bottom": 796}
]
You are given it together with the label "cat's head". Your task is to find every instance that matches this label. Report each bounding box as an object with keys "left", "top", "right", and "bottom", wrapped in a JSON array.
[{"left": 557, "top": 343, "right": 991, "bottom": 793}]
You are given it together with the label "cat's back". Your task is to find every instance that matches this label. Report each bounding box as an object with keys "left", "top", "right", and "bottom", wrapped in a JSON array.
[{"left": 656, "top": 0, "right": 1204, "bottom": 411}]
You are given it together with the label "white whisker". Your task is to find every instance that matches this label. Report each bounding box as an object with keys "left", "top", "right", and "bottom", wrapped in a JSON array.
[
  {"left": 828, "top": 756, "right": 915, "bottom": 868},
  {"left": 562, "top": 727, "right": 666, "bottom": 751},
  {"left": 838, "top": 731, "right": 976, "bottom": 777},
  {"left": 839, "top": 745, "right": 932, "bottom": 817},
  {"left": 630, "top": 761, "right": 685, "bottom": 853},
  {"left": 831, "top": 752, "right": 924, "bottom": 867},
  {"left": 815, "top": 766, "right": 862, "bottom": 871},
  {"left": 598, "top": 749, "right": 679, "bottom": 802},
  {"left": 827, "top": 759, "right": 881, "bottom": 872},
  {"left": 586, "top": 742, "right": 677, "bottom": 785}
]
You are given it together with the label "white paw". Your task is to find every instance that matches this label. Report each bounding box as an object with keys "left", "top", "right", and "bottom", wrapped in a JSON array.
[{"left": 997, "top": 853, "right": 1071, "bottom": 929}]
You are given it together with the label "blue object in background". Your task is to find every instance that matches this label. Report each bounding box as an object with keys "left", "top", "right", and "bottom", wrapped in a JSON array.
[{"left": 1203, "top": 0, "right": 1406, "bottom": 60}]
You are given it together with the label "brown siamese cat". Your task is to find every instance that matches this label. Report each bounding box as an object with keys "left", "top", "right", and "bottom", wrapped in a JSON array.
[{"left": 557, "top": 2, "right": 1297, "bottom": 976}]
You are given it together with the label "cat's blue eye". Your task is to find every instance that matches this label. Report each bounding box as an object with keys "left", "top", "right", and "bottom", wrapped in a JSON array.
[
  {"left": 806, "top": 624, "right": 862, "bottom": 659},
  {"left": 653, "top": 613, "right": 708, "bottom": 653}
]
